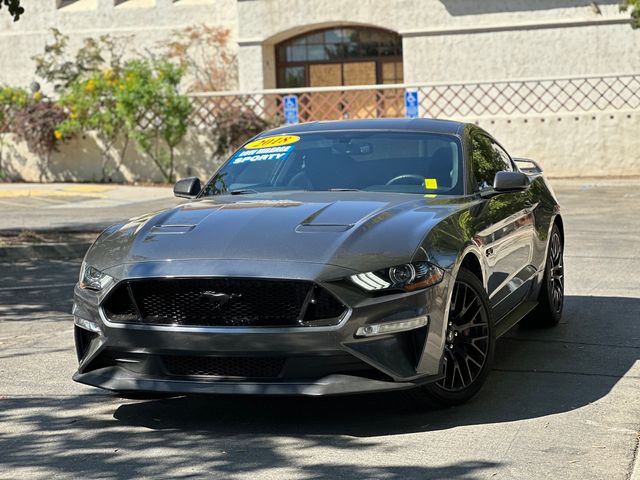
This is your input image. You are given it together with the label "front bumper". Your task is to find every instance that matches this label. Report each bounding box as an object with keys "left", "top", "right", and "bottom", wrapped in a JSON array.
[{"left": 72, "top": 261, "right": 450, "bottom": 396}]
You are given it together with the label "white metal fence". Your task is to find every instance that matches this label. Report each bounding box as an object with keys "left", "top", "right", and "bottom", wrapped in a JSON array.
[
  {"left": 1, "top": 73, "right": 638, "bottom": 134},
  {"left": 182, "top": 73, "right": 640, "bottom": 130}
]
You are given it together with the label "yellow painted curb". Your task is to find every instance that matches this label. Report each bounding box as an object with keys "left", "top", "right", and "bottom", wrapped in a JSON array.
[
  {"left": 61, "top": 185, "right": 114, "bottom": 193},
  {"left": 0, "top": 189, "right": 108, "bottom": 199}
]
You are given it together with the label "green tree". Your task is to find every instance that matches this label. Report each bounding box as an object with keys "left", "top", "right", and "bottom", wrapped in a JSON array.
[
  {"left": 620, "top": 0, "right": 640, "bottom": 27},
  {"left": 33, "top": 29, "right": 129, "bottom": 94},
  {"left": 117, "top": 59, "right": 191, "bottom": 183},
  {"left": 164, "top": 24, "right": 238, "bottom": 92}
]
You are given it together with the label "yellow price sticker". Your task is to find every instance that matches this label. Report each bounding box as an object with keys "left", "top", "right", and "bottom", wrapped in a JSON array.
[
  {"left": 245, "top": 135, "right": 300, "bottom": 149},
  {"left": 424, "top": 178, "right": 438, "bottom": 190}
]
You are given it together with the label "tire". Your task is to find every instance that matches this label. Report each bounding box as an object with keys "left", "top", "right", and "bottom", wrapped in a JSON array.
[
  {"left": 408, "top": 267, "right": 495, "bottom": 407},
  {"left": 526, "top": 224, "right": 564, "bottom": 327}
]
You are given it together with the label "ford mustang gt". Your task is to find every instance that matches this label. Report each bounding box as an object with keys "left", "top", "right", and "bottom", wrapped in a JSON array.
[{"left": 72, "top": 118, "right": 564, "bottom": 405}]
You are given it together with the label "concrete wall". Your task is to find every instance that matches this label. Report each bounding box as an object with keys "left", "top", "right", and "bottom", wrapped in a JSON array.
[
  {"left": 2, "top": 108, "right": 638, "bottom": 182},
  {"left": 469, "top": 109, "right": 640, "bottom": 177},
  {"left": 0, "top": 130, "right": 218, "bottom": 183},
  {"left": 236, "top": 0, "right": 640, "bottom": 90},
  {"left": 2, "top": 1, "right": 638, "bottom": 92}
]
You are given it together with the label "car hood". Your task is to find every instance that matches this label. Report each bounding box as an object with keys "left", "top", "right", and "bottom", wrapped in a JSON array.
[{"left": 86, "top": 191, "right": 470, "bottom": 277}]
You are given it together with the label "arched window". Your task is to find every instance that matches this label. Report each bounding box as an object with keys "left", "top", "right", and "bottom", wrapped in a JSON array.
[{"left": 276, "top": 27, "right": 403, "bottom": 88}]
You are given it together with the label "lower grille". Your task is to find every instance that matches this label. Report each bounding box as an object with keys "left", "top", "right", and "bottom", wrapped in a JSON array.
[
  {"left": 74, "top": 326, "right": 98, "bottom": 361},
  {"left": 162, "top": 355, "right": 286, "bottom": 378},
  {"left": 102, "top": 278, "right": 346, "bottom": 327}
]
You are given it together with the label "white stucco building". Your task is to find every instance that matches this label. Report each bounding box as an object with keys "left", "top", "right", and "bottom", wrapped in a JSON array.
[
  {"left": 0, "top": 0, "right": 638, "bottom": 91},
  {"left": 1, "top": 1, "right": 639, "bottom": 182}
]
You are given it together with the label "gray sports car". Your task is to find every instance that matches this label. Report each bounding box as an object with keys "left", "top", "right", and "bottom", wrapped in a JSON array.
[{"left": 73, "top": 118, "right": 564, "bottom": 406}]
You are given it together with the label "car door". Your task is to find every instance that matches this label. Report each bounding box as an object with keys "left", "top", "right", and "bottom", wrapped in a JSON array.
[{"left": 470, "top": 132, "right": 536, "bottom": 320}]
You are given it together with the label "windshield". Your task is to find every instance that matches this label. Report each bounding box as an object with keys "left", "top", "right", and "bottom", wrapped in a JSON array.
[{"left": 200, "top": 130, "right": 464, "bottom": 197}]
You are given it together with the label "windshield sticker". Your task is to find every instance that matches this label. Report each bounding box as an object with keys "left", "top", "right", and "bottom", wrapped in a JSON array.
[
  {"left": 424, "top": 178, "right": 438, "bottom": 190},
  {"left": 245, "top": 135, "right": 300, "bottom": 149},
  {"left": 231, "top": 145, "right": 295, "bottom": 164}
]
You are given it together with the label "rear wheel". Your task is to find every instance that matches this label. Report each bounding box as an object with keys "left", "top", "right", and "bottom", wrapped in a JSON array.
[
  {"left": 526, "top": 224, "right": 564, "bottom": 327},
  {"left": 409, "top": 268, "right": 495, "bottom": 407}
]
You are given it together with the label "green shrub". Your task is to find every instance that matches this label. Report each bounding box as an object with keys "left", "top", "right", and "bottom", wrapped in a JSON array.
[
  {"left": 117, "top": 59, "right": 191, "bottom": 182},
  {"left": 59, "top": 68, "right": 129, "bottom": 181},
  {"left": 13, "top": 102, "right": 68, "bottom": 163},
  {"left": 0, "top": 86, "right": 36, "bottom": 132}
]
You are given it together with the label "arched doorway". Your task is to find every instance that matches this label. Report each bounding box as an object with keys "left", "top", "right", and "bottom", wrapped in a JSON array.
[{"left": 276, "top": 26, "right": 403, "bottom": 88}]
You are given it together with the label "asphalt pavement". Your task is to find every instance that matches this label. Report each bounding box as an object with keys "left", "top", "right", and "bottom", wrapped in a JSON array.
[
  {"left": 0, "top": 183, "right": 180, "bottom": 233},
  {"left": 0, "top": 179, "right": 639, "bottom": 479}
]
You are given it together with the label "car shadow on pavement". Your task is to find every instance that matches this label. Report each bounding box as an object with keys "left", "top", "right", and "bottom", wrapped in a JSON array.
[
  {"left": 111, "top": 295, "right": 639, "bottom": 437},
  {"left": 0, "top": 295, "right": 638, "bottom": 478}
]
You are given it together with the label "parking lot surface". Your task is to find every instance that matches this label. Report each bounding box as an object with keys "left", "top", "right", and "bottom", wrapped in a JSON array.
[
  {"left": 0, "top": 183, "right": 178, "bottom": 233},
  {"left": 0, "top": 180, "right": 639, "bottom": 479}
]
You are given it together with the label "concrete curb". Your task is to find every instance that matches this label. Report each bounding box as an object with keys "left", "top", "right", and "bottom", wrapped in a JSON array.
[{"left": 0, "top": 242, "right": 92, "bottom": 261}]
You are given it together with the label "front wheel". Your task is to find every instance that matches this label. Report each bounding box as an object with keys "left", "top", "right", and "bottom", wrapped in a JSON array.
[{"left": 409, "top": 267, "right": 495, "bottom": 407}]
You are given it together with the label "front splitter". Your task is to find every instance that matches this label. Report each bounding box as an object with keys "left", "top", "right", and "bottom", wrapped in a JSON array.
[{"left": 73, "top": 367, "right": 441, "bottom": 397}]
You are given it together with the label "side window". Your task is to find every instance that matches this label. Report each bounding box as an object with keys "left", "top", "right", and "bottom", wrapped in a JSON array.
[
  {"left": 471, "top": 134, "right": 513, "bottom": 191},
  {"left": 492, "top": 142, "right": 514, "bottom": 172}
]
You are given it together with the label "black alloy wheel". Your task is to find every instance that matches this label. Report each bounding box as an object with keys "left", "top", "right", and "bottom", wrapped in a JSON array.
[
  {"left": 409, "top": 267, "right": 495, "bottom": 407},
  {"left": 437, "top": 280, "right": 490, "bottom": 392},
  {"left": 548, "top": 230, "right": 564, "bottom": 315},
  {"left": 526, "top": 223, "right": 564, "bottom": 327}
]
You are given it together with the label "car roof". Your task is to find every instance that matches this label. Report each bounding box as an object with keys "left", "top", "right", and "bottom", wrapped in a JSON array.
[{"left": 263, "top": 118, "right": 466, "bottom": 136}]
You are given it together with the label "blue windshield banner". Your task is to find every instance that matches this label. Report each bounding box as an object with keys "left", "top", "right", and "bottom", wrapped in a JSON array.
[{"left": 231, "top": 145, "right": 296, "bottom": 164}]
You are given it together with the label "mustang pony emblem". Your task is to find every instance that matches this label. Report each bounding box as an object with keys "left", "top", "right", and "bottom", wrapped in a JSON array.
[{"left": 200, "top": 291, "right": 241, "bottom": 309}]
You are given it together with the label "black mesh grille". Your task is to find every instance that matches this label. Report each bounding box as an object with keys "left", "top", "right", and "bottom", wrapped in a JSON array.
[
  {"left": 102, "top": 278, "right": 346, "bottom": 327},
  {"left": 102, "top": 283, "right": 137, "bottom": 322},
  {"left": 305, "top": 286, "right": 347, "bottom": 320},
  {"left": 162, "top": 355, "right": 286, "bottom": 378}
]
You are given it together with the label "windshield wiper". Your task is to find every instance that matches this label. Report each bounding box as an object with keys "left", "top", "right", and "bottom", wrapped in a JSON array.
[
  {"left": 328, "top": 188, "right": 362, "bottom": 192},
  {"left": 228, "top": 189, "right": 259, "bottom": 195}
]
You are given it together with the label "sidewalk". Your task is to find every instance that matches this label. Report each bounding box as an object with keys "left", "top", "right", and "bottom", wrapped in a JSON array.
[{"left": 0, "top": 183, "right": 181, "bottom": 233}]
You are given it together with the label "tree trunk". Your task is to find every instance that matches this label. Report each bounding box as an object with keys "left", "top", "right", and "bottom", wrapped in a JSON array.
[{"left": 169, "top": 146, "right": 175, "bottom": 184}]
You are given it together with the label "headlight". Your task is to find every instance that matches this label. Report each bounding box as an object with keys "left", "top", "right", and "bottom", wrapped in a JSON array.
[
  {"left": 79, "top": 262, "right": 113, "bottom": 291},
  {"left": 350, "top": 261, "right": 444, "bottom": 292}
]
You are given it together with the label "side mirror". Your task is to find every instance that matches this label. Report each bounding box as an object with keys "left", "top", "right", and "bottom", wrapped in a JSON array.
[
  {"left": 174, "top": 177, "right": 201, "bottom": 199},
  {"left": 494, "top": 171, "right": 529, "bottom": 192}
]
